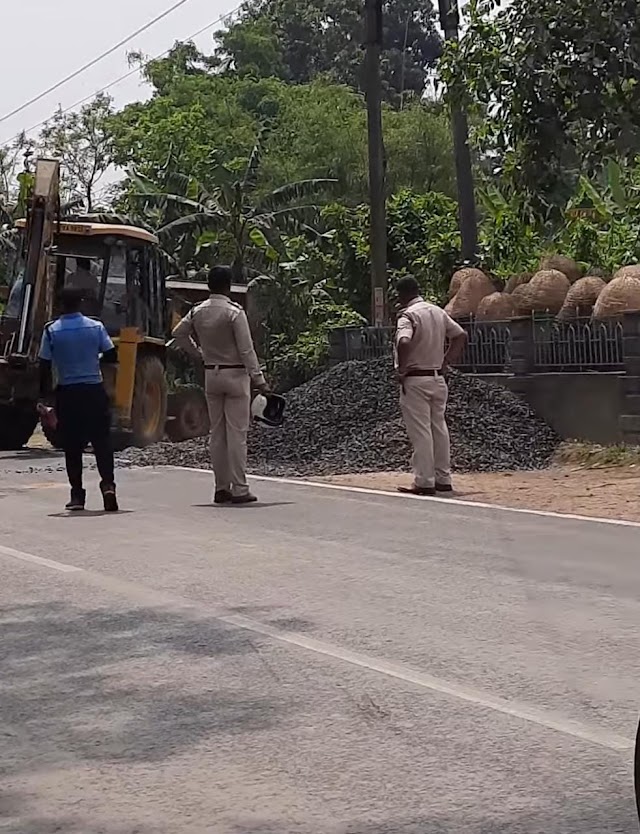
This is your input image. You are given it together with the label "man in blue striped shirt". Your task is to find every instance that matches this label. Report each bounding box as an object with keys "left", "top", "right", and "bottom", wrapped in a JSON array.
[{"left": 39, "top": 287, "right": 119, "bottom": 512}]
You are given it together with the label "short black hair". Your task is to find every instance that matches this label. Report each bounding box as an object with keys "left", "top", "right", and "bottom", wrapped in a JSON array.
[
  {"left": 396, "top": 274, "right": 420, "bottom": 297},
  {"left": 76, "top": 257, "right": 92, "bottom": 271},
  {"left": 59, "top": 286, "right": 84, "bottom": 314},
  {"left": 208, "top": 265, "right": 233, "bottom": 294}
]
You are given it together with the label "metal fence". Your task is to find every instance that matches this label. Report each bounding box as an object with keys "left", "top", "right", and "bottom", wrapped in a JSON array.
[
  {"left": 343, "top": 326, "right": 395, "bottom": 362},
  {"left": 340, "top": 320, "right": 512, "bottom": 372},
  {"left": 456, "top": 319, "right": 511, "bottom": 373},
  {"left": 532, "top": 316, "right": 624, "bottom": 371},
  {"left": 338, "top": 314, "right": 626, "bottom": 374}
]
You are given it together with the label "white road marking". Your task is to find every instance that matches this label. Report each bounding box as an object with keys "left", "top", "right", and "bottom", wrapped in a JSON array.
[
  {"left": 168, "top": 466, "right": 640, "bottom": 529},
  {"left": 0, "top": 544, "right": 83, "bottom": 573},
  {"left": 220, "top": 612, "right": 634, "bottom": 752},
  {"left": 0, "top": 538, "right": 632, "bottom": 752}
]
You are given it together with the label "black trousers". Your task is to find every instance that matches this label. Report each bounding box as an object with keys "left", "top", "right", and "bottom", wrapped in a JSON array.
[{"left": 55, "top": 384, "right": 115, "bottom": 491}]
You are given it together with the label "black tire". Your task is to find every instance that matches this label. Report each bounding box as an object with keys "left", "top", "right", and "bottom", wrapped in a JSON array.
[
  {"left": 166, "top": 385, "right": 210, "bottom": 442},
  {"left": 130, "top": 354, "right": 168, "bottom": 447},
  {"left": 0, "top": 404, "right": 38, "bottom": 451}
]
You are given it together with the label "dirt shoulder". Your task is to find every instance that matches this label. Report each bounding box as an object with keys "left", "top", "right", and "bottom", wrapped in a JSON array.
[{"left": 319, "top": 465, "right": 640, "bottom": 523}]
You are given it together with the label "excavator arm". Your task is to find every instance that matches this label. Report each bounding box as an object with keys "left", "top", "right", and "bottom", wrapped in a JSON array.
[{"left": 13, "top": 159, "right": 60, "bottom": 361}]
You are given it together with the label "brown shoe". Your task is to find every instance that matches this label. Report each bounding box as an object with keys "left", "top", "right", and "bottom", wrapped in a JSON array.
[
  {"left": 435, "top": 483, "right": 453, "bottom": 493},
  {"left": 214, "top": 489, "right": 233, "bottom": 504},
  {"left": 397, "top": 485, "right": 436, "bottom": 497},
  {"left": 231, "top": 493, "right": 258, "bottom": 505}
]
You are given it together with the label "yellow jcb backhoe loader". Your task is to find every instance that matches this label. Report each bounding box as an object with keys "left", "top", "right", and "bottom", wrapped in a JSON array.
[{"left": 0, "top": 158, "right": 209, "bottom": 450}]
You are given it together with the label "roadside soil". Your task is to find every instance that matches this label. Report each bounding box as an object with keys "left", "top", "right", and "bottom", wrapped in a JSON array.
[{"left": 320, "top": 466, "right": 640, "bottom": 522}]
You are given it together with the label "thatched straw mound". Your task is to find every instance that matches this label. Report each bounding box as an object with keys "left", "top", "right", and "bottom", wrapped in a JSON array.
[
  {"left": 516, "top": 269, "right": 571, "bottom": 315},
  {"left": 593, "top": 276, "right": 640, "bottom": 319},
  {"left": 510, "top": 284, "right": 531, "bottom": 315},
  {"left": 613, "top": 265, "right": 640, "bottom": 281},
  {"left": 557, "top": 276, "right": 606, "bottom": 319},
  {"left": 540, "top": 254, "right": 582, "bottom": 283},
  {"left": 445, "top": 273, "right": 494, "bottom": 318},
  {"left": 504, "top": 272, "right": 533, "bottom": 294},
  {"left": 448, "top": 267, "right": 487, "bottom": 300},
  {"left": 476, "top": 292, "right": 517, "bottom": 321}
]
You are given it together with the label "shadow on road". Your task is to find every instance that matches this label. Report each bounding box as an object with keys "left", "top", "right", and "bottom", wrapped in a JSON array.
[
  {"left": 0, "top": 600, "right": 286, "bottom": 768},
  {"left": 0, "top": 798, "right": 162, "bottom": 834},
  {"left": 47, "top": 510, "right": 135, "bottom": 518},
  {"left": 0, "top": 449, "right": 62, "bottom": 461},
  {"left": 226, "top": 803, "right": 637, "bottom": 834}
]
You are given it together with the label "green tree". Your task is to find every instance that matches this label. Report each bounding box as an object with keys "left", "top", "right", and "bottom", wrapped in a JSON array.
[
  {"left": 213, "top": 0, "right": 442, "bottom": 104},
  {"left": 123, "top": 130, "right": 335, "bottom": 280},
  {"left": 287, "top": 190, "right": 461, "bottom": 317},
  {"left": 37, "top": 94, "right": 115, "bottom": 211},
  {"left": 0, "top": 142, "right": 35, "bottom": 285},
  {"left": 440, "top": 0, "right": 640, "bottom": 213},
  {"left": 110, "top": 51, "right": 455, "bottom": 201}
]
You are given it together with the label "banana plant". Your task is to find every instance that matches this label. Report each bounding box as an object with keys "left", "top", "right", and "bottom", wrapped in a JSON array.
[{"left": 124, "top": 131, "right": 336, "bottom": 280}]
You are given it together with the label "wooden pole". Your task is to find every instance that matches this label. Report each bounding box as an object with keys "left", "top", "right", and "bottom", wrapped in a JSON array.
[{"left": 363, "top": 0, "right": 388, "bottom": 325}]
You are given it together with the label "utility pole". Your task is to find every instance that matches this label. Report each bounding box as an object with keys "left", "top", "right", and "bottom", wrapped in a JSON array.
[
  {"left": 438, "top": 0, "right": 478, "bottom": 263},
  {"left": 363, "top": 0, "right": 388, "bottom": 326}
]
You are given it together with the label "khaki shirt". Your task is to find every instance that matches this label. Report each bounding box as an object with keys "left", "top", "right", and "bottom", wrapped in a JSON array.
[
  {"left": 395, "top": 296, "right": 464, "bottom": 370},
  {"left": 172, "top": 294, "right": 265, "bottom": 386}
]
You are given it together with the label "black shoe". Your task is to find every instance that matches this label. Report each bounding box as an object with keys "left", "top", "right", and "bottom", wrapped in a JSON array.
[
  {"left": 231, "top": 493, "right": 258, "bottom": 505},
  {"left": 65, "top": 489, "right": 86, "bottom": 511},
  {"left": 435, "top": 483, "right": 453, "bottom": 493},
  {"left": 214, "top": 489, "right": 233, "bottom": 505},
  {"left": 100, "top": 483, "right": 119, "bottom": 513},
  {"left": 397, "top": 485, "right": 436, "bottom": 497}
]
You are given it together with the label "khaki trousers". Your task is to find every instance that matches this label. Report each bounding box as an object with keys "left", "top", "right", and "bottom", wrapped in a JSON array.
[
  {"left": 205, "top": 369, "right": 251, "bottom": 497},
  {"left": 400, "top": 375, "right": 451, "bottom": 489}
]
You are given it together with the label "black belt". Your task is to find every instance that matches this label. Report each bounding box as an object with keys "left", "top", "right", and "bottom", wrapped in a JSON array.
[
  {"left": 204, "top": 364, "right": 244, "bottom": 370},
  {"left": 405, "top": 369, "right": 442, "bottom": 377}
]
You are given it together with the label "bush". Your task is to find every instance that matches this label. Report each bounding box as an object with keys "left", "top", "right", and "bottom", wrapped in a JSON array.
[
  {"left": 267, "top": 301, "right": 364, "bottom": 391},
  {"left": 302, "top": 190, "right": 461, "bottom": 318}
]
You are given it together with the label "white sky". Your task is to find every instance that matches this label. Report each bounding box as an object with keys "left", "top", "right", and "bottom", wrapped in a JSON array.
[{"left": 0, "top": 0, "right": 239, "bottom": 147}]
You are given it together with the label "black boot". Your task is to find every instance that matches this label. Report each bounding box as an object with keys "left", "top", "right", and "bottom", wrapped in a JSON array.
[
  {"left": 66, "top": 489, "right": 86, "bottom": 512},
  {"left": 214, "top": 489, "right": 233, "bottom": 504},
  {"left": 100, "top": 483, "right": 119, "bottom": 513}
]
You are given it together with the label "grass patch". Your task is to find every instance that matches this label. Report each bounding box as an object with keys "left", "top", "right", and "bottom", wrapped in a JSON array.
[{"left": 555, "top": 441, "right": 640, "bottom": 469}]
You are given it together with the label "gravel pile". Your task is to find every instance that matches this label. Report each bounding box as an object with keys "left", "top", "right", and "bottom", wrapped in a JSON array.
[{"left": 117, "top": 358, "right": 560, "bottom": 476}]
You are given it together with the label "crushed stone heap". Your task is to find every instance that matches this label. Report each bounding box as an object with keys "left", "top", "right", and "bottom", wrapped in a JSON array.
[{"left": 117, "top": 358, "right": 560, "bottom": 477}]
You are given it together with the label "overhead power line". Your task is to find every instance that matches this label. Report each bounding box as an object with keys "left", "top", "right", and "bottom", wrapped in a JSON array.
[
  {"left": 0, "top": 0, "right": 195, "bottom": 126},
  {"left": 1, "top": 5, "right": 241, "bottom": 146}
]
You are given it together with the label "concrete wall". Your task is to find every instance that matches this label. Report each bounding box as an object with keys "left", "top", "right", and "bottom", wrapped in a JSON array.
[{"left": 478, "top": 373, "right": 624, "bottom": 445}]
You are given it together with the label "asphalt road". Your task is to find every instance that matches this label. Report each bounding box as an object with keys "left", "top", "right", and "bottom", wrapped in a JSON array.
[{"left": 0, "top": 450, "right": 638, "bottom": 834}]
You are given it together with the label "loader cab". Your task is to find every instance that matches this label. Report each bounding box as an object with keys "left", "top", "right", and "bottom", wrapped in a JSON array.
[
  {"left": 45, "top": 223, "right": 167, "bottom": 338},
  {"left": 12, "top": 219, "right": 167, "bottom": 339}
]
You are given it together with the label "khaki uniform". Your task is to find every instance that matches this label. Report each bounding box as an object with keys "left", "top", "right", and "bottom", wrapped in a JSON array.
[
  {"left": 172, "top": 294, "right": 265, "bottom": 497},
  {"left": 395, "top": 297, "right": 464, "bottom": 489}
]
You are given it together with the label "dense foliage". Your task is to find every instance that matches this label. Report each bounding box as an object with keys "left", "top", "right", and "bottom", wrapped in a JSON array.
[
  {"left": 110, "top": 51, "right": 455, "bottom": 202},
  {"left": 441, "top": 0, "right": 640, "bottom": 215},
  {"left": 212, "top": 0, "right": 442, "bottom": 104}
]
